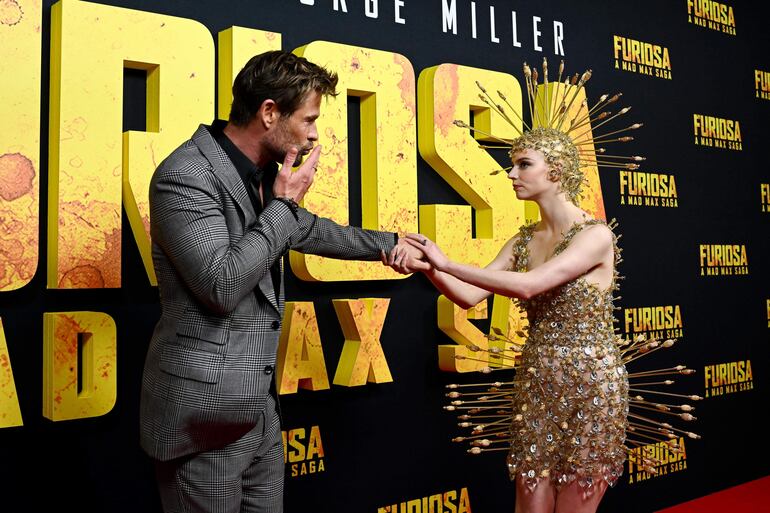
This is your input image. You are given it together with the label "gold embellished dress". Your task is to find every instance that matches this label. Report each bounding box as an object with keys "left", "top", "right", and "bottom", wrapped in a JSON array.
[{"left": 506, "top": 219, "right": 628, "bottom": 493}]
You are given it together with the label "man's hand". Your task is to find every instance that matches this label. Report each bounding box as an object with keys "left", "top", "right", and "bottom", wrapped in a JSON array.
[
  {"left": 380, "top": 237, "right": 432, "bottom": 274},
  {"left": 273, "top": 145, "right": 322, "bottom": 203}
]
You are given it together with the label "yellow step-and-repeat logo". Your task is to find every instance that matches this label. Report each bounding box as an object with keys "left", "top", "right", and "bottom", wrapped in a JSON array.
[
  {"left": 699, "top": 244, "right": 748, "bottom": 276},
  {"left": 704, "top": 360, "right": 753, "bottom": 398},
  {"left": 687, "top": 0, "right": 736, "bottom": 35},
  {"left": 282, "top": 425, "right": 325, "bottom": 478},
  {"left": 627, "top": 437, "right": 688, "bottom": 484},
  {"left": 613, "top": 36, "right": 672, "bottom": 80},
  {"left": 755, "top": 70, "right": 770, "bottom": 100},
  {"left": 619, "top": 171, "right": 678, "bottom": 207},
  {"left": 761, "top": 183, "right": 770, "bottom": 212},
  {"left": 624, "top": 305, "right": 684, "bottom": 341},
  {"left": 693, "top": 115, "right": 742, "bottom": 150},
  {"left": 378, "top": 488, "right": 471, "bottom": 513}
]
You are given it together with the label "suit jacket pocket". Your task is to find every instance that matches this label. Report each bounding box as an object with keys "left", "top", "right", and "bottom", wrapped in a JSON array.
[
  {"left": 159, "top": 344, "right": 224, "bottom": 384},
  {"left": 176, "top": 320, "right": 229, "bottom": 354}
]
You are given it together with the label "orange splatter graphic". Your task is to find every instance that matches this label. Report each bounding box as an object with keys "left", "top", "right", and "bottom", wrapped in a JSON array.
[
  {"left": 57, "top": 199, "right": 123, "bottom": 288},
  {"left": 60, "top": 116, "right": 88, "bottom": 142},
  {"left": 0, "top": 0, "right": 23, "bottom": 26},
  {"left": 0, "top": 158, "right": 36, "bottom": 288},
  {"left": 0, "top": 225, "right": 35, "bottom": 288},
  {"left": 434, "top": 65, "right": 461, "bottom": 137},
  {"left": 0, "top": 239, "right": 23, "bottom": 261},
  {"left": 0, "top": 153, "right": 35, "bottom": 201},
  {"left": 394, "top": 54, "right": 415, "bottom": 115},
  {"left": 51, "top": 315, "right": 83, "bottom": 400},
  {"left": 59, "top": 265, "right": 105, "bottom": 289},
  {"left": 54, "top": 316, "right": 82, "bottom": 353}
]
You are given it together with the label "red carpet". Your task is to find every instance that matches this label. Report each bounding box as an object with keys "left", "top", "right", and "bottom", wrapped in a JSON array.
[{"left": 656, "top": 476, "right": 770, "bottom": 513}]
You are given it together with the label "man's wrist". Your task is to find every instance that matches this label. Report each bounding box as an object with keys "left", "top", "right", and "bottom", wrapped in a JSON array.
[{"left": 273, "top": 196, "right": 299, "bottom": 219}]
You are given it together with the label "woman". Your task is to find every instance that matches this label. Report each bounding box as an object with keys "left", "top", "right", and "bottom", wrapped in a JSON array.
[{"left": 395, "top": 126, "right": 628, "bottom": 513}]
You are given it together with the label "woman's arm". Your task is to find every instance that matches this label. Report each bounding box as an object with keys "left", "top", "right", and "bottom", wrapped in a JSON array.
[
  {"left": 407, "top": 224, "right": 613, "bottom": 300},
  {"left": 404, "top": 236, "right": 518, "bottom": 309}
]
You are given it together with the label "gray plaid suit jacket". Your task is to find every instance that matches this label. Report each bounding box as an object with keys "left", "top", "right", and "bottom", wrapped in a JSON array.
[{"left": 140, "top": 124, "right": 395, "bottom": 461}]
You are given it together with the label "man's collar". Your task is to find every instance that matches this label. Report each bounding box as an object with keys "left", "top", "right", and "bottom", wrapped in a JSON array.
[{"left": 208, "top": 120, "right": 277, "bottom": 183}]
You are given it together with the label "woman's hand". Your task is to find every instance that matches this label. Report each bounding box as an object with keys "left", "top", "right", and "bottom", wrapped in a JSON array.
[
  {"left": 380, "top": 238, "right": 432, "bottom": 274},
  {"left": 404, "top": 233, "right": 450, "bottom": 272}
]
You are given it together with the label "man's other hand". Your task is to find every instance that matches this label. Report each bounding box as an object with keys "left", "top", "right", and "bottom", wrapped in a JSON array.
[{"left": 273, "top": 145, "right": 322, "bottom": 204}]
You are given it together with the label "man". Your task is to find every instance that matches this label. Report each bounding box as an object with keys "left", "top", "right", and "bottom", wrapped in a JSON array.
[{"left": 140, "top": 50, "right": 420, "bottom": 512}]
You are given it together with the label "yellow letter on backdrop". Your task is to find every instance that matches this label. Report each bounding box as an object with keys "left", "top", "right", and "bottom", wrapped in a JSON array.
[
  {"left": 437, "top": 297, "right": 490, "bottom": 373},
  {"left": 333, "top": 298, "right": 393, "bottom": 386},
  {"left": 217, "top": 27, "right": 282, "bottom": 120},
  {"left": 0, "top": 0, "right": 41, "bottom": 291},
  {"left": 291, "top": 42, "right": 418, "bottom": 281},
  {"left": 277, "top": 301, "right": 330, "bottom": 394},
  {"left": 417, "top": 64, "right": 531, "bottom": 266},
  {"left": 0, "top": 318, "right": 23, "bottom": 428},
  {"left": 419, "top": 65, "right": 535, "bottom": 366},
  {"left": 48, "top": 0, "right": 214, "bottom": 288},
  {"left": 437, "top": 295, "right": 524, "bottom": 373},
  {"left": 43, "top": 311, "right": 117, "bottom": 421}
]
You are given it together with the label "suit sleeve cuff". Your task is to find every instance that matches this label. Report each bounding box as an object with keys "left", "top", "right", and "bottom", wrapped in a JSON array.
[{"left": 271, "top": 197, "right": 299, "bottom": 220}]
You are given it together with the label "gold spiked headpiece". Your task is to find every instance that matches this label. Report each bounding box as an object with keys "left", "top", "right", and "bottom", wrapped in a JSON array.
[
  {"left": 441, "top": 63, "right": 701, "bottom": 476},
  {"left": 454, "top": 58, "right": 645, "bottom": 204}
]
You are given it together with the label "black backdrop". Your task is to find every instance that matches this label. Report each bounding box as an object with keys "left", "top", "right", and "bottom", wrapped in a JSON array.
[{"left": 1, "top": 1, "right": 769, "bottom": 512}]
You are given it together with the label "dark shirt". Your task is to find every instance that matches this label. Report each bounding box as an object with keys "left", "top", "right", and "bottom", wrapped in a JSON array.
[
  {"left": 207, "top": 120, "right": 282, "bottom": 302},
  {"left": 208, "top": 119, "right": 278, "bottom": 215}
]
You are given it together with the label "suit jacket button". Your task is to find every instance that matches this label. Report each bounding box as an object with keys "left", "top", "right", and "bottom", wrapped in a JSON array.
[
  {"left": 264, "top": 365, "right": 274, "bottom": 375},
  {"left": 271, "top": 320, "right": 280, "bottom": 330}
]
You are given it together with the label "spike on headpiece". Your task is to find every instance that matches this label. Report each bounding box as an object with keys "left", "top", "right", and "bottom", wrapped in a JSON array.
[{"left": 466, "top": 58, "right": 645, "bottom": 204}]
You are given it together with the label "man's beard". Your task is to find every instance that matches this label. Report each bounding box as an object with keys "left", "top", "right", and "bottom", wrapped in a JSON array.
[{"left": 269, "top": 123, "right": 312, "bottom": 167}]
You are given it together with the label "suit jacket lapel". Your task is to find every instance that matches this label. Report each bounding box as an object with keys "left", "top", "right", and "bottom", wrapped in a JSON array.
[
  {"left": 192, "top": 125, "right": 258, "bottom": 225},
  {"left": 191, "top": 124, "right": 281, "bottom": 314}
]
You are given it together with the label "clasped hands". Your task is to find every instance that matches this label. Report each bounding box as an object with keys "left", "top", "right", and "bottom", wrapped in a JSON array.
[{"left": 380, "top": 234, "right": 450, "bottom": 275}]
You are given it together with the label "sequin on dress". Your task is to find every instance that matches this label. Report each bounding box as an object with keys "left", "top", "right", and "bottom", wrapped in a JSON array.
[{"left": 506, "top": 219, "right": 628, "bottom": 494}]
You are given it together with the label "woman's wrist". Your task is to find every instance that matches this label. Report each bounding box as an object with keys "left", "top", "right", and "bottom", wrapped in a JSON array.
[{"left": 437, "top": 259, "right": 454, "bottom": 274}]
